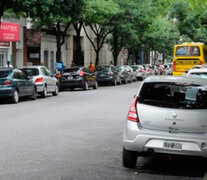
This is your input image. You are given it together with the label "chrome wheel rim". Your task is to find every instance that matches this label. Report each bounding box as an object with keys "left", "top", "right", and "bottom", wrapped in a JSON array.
[{"left": 14, "top": 90, "right": 19, "bottom": 102}]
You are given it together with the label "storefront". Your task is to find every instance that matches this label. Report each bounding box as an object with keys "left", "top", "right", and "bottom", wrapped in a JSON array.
[{"left": 0, "top": 42, "right": 11, "bottom": 67}]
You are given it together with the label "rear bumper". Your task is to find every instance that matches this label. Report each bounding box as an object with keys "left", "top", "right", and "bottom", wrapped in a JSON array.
[
  {"left": 60, "top": 80, "right": 85, "bottom": 88},
  {"left": 172, "top": 71, "right": 184, "bottom": 76},
  {"left": 97, "top": 76, "right": 114, "bottom": 83},
  {"left": 0, "top": 87, "right": 14, "bottom": 97},
  {"left": 36, "top": 84, "right": 44, "bottom": 93},
  {"left": 123, "top": 120, "right": 207, "bottom": 157}
]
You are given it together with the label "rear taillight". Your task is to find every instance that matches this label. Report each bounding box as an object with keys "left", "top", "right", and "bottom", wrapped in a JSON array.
[
  {"left": 35, "top": 77, "right": 44, "bottom": 83},
  {"left": 4, "top": 80, "right": 11, "bottom": 86},
  {"left": 138, "top": 69, "right": 142, "bottom": 73},
  {"left": 173, "top": 61, "right": 176, "bottom": 71},
  {"left": 80, "top": 70, "right": 85, "bottom": 77},
  {"left": 146, "top": 68, "right": 150, "bottom": 72},
  {"left": 127, "top": 96, "right": 139, "bottom": 122}
]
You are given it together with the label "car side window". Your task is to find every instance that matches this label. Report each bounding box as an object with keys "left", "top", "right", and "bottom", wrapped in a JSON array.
[
  {"left": 19, "top": 71, "right": 28, "bottom": 80},
  {"left": 13, "top": 71, "right": 22, "bottom": 79},
  {"left": 41, "top": 67, "right": 47, "bottom": 76},
  {"left": 45, "top": 68, "right": 52, "bottom": 76}
]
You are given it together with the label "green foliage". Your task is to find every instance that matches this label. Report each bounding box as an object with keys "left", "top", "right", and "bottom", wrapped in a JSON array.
[{"left": 169, "top": 0, "right": 207, "bottom": 44}]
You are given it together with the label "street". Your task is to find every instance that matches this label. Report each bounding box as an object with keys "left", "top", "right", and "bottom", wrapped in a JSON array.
[{"left": 0, "top": 82, "right": 206, "bottom": 180}]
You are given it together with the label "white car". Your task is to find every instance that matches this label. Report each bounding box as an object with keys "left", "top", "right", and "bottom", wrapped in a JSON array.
[
  {"left": 123, "top": 76, "right": 207, "bottom": 168},
  {"left": 186, "top": 68, "right": 207, "bottom": 79},
  {"left": 21, "top": 66, "right": 59, "bottom": 98}
]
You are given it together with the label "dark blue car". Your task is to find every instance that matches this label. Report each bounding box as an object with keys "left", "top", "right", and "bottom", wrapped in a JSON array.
[{"left": 0, "top": 68, "right": 37, "bottom": 103}]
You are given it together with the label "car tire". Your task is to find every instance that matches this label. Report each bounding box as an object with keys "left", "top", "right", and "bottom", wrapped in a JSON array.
[
  {"left": 52, "top": 84, "right": 59, "bottom": 96},
  {"left": 70, "top": 88, "right": 74, "bottom": 91},
  {"left": 122, "top": 148, "right": 137, "bottom": 168},
  {"left": 93, "top": 81, "right": 98, "bottom": 89},
  {"left": 31, "top": 87, "right": 37, "bottom": 100},
  {"left": 12, "top": 89, "right": 19, "bottom": 103},
  {"left": 41, "top": 85, "right": 47, "bottom": 98},
  {"left": 83, "top": 81, "right": 89, "bottom": 90}
]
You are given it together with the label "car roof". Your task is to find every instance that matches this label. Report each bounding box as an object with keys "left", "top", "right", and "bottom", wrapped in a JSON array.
[
  {"left": 21, "top": 66, "right": 46, "bottom": 69},
  {"left": 144, "top": 75, "right": 207, "bottom": 85}
]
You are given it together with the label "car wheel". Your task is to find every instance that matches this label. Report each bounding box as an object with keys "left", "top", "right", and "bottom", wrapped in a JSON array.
[
  {"left": 83, "top": 81, "right": 89, "bottom": 90},
  {"left": 12, "top": 89, "right": 19, "bottom": 103},
  {"left": 122, "top": 148, "right": 137, "bottom": 168},
  {"left": 93, "top": 81, "right": 98, "bottom": 89},
  {"left": 52, "top": 84, "right": 59, "bottom": 96},
  {"left": 41, "top": 85, "right": 47, "bottom": 98},
  {"left": 70, "top": 88, "right": 74, "bottom": 91},
  {"left": 31, "top": 87, "right": 37, "bottom": 100}
]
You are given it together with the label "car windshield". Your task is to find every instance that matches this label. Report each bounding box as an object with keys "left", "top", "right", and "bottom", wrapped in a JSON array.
[
  {"left": 176, "top": 46, "right": 200, "bottom": 56},
  {"left": 132, "top": 66, "right": 139, "bottom": 71},
  {"left": 21, "top": 68, "right": 39, "bottom": 76},
  {"left": 139, "top": 82, "right": 207, "bottom": 109},
  {"left": 189, "top": 72, "right": 207, "bottom": 79},
  {"left": 0, "top": 70, "right": 10, "bottom": 78}
]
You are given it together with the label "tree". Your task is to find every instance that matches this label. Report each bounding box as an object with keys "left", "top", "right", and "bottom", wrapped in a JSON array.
[
  {"left": 71, "top": 0, "right": 86, "bottom": 66},
  {"left": 19, "top": 0, "right": 85, "bottom": 62},
  {"left": 83, "top": 0, "right": 119, "bottom": 66},
  {"left": 169, "top": 0, "right": 207, "bottom": 44}
]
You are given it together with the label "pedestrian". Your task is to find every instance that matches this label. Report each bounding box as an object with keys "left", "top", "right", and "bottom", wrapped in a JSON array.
[
  {"left": 71, "top": 61, "right": 76, "bottom": 67},
  {"left": 88, "top": 61, "right": 95, "bottom": 72},
  {"left": 5, "top": 61, "right": 13, "bottom": 68},
  {"left": 110, "top": 61, "right": 114, "bottom": 65}
]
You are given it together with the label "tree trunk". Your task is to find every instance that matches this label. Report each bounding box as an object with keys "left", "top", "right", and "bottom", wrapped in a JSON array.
[
  {"left": 73, "top": 22, "right": 83, "bottom": 66},
  {"left": 56, "top": 44, "right": 61, "bottom": 62},
  {"left": 112, "top": 30, "right": 119, "bottom": 66},
  {"left": 95, "top": 50, "right": 100, "bottom": 66}
]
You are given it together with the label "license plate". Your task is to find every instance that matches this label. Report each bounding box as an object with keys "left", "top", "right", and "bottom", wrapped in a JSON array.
[
  {"left": 163, "top": 141, "right": 182, "bottom": 150},
  {"left": 67, "top": 76, "right": 73, "bottom": 80}
]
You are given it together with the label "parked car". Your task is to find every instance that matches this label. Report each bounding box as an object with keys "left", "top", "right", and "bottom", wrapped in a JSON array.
[
  {"left": 131, "top": 65, "right": 146, "bottom": 80},
  {"left": 21, "top": 66, "right": 59, "bottom": 98},
  {"left": 96, "top": 65, "right": 121, "bottom": 85},
  {"left": 123, "top": 76, "right": 207, "bottom": 168},
  {"left": 116, "top": 66, "right": 130, "bottom": 84},
  {"left": 0, "top": 68, "right": 37, "bottom": 103},
  {"left": 143, "top": 64, "right": 154, "bottom": 76},
  {"left": 185, "top": 68, "right": 207, "bottom": 79},
  {"left": 59, "top": 67, "right": 98, "bottom": 91}
]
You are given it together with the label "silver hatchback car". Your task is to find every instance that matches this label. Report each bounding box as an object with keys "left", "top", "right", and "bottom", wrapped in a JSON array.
[
  {"left": 21, "top": 66, "right": 59, "bottom": 98},
  {"left": 123, "top": 76, "right": 207, "bottom": 168}
]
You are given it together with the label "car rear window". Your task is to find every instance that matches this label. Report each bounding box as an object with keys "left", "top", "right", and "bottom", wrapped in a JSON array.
[
  {"left": 63, "top": 68, "right": 81, "bottom": 73},
  {"left": 189, "top": 72, "right": 207, "bottom": 79},
  {"left": 0, "top": 70, "right": 10, "bottom": 78},
  {"left": 97, "top": 66, "right": 110, "bottom": 72},
  {"left": 21, "top": 68, "right": 39, "bottom": 76},
  {"left": 139, "top": 82, "right": 207, "bottom": 109}
]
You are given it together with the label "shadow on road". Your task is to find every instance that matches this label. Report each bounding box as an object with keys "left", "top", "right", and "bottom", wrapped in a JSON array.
[{"left": 136, "top": 154, "right": 207, "bottom": 178}]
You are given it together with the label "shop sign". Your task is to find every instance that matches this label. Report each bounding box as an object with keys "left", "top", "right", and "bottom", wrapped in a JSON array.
[
  {"left": 0, "top": 42, "right": 10, "bottom": 47},
  {"left": 0, "top": 22, "right": 20, "bottom": 42}
]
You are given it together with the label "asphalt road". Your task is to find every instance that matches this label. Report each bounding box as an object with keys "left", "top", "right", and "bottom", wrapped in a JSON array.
[{"left": 0, "top": 82, "right": 206, "bottom": 180}]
